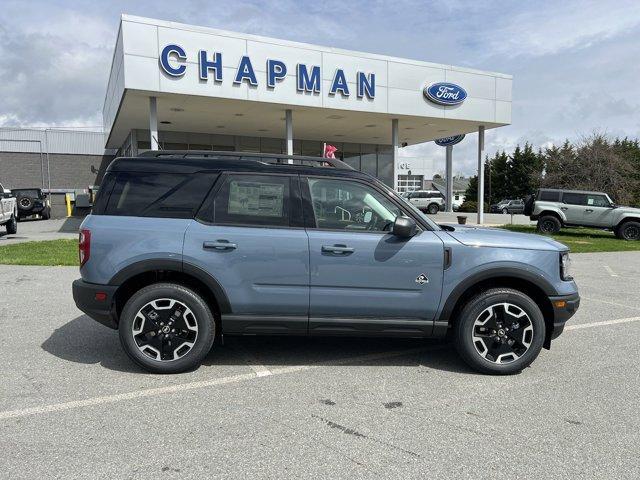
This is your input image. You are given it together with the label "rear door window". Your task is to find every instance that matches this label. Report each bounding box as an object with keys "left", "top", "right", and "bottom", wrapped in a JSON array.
[
  {"left": 562, "top": 193, "right": 588, "bottom": 205},
  {"left": 104, "top": 172, "right": 217, "bottom": 218},
  {"left": 212, "top": 174, "right": 292, "bottom": 227}
]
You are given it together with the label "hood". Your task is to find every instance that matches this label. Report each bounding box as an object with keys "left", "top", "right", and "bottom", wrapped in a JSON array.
[
  {"left": 617, "top": 205, "right": 640, "bottom": 214},
  {"left": 444, "top": 225, "right": 567, "bottom": 251}
]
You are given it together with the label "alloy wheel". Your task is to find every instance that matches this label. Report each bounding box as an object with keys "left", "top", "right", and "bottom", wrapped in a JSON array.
[
  {"left": 132, "top": 298, "right": 198, "bottom": 361},
  {"left": 624, "top": 224, "right": 640, "bottom": 240},
  {"left": 472, "top": 302, "right": 534, "bottom": 364}
]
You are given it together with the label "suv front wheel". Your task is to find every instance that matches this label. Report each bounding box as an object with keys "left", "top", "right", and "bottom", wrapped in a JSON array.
[
  {"left": 616, "top": 221, "right": 640, "bottom": 241},
  {"left": 454, "top": 288, "right": 545, "bottom": 374},
  {"left": 119, "top": 283, "right": 216, "bottom": 373}
]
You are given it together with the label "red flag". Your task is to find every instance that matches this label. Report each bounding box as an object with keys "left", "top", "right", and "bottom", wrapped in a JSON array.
[{"left": 323, "top": 144, "right": 337, "bottom": 158}]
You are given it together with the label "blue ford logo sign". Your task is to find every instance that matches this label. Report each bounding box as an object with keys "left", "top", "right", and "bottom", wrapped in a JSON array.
[
  {"left": 435, "top": 134, "right": 465, "bottom": 147},
  {"left": 424, "top": 82, "right": 467, "bottom": 106}
]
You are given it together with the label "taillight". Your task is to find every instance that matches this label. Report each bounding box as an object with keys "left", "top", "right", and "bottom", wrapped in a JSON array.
[{"left": 79, "top": 229, "right": 91, "bottom": 267}]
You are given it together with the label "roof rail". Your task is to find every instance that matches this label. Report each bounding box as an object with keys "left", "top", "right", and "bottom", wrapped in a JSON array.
[{"left": 137, "top": 150, "right": 353, "bottom": 170}]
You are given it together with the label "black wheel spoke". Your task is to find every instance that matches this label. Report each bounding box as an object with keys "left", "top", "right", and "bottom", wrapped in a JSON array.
[
  {"left": 132, "top": 298, "right": 199, "bottom": 362},
  {"left": 473, "top": 303, "right": 533, "bottom": 364}
]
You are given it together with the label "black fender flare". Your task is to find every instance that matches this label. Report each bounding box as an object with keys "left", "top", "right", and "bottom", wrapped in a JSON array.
[
  {"left": 438, "top": 265, "right": 558, "bottom": 322},
  {"left": 108, "top": 258, "right": 231, "bottom": 314}
]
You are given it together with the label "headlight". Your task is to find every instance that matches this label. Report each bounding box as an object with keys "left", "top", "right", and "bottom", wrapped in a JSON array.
[{"left": 560, "top": 252, "right": 572, "bottom": 280}]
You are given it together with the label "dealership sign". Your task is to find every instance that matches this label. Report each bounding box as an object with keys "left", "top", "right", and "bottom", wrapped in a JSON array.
[
  {"left": 424, "top": 82, "right": 467, "bottom": 106},
  {"left": 435, "top": 134, "right": 465, "bottom": 146},
  {"left": 159, "top": 44, "right": 376, "bottom": 99}
]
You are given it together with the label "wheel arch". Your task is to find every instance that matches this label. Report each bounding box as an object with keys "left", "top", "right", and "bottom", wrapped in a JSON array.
[
  {"left": 616, "top": 216, "right": 640, "bottom": 229},
  {"left": 439, "top": 269, "right": 556, "bottom": 349},
  {"left": 109, "top": 259, "right": 231, "bottom": 325},
  {"left": 537, "top": 210, "right": 565, "bottom": 224}
]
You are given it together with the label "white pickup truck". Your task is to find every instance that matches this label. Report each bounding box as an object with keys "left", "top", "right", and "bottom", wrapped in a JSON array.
[{"left": 0, "top": 182, "right": 18, "bottom": 234}]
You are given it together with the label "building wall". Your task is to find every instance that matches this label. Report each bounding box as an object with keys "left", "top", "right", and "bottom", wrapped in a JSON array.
[{"left": 0, "top": 151, "right": 114, "bottom": 190}]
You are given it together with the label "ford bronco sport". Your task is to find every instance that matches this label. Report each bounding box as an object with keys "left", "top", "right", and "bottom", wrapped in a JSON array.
[
  {"left": 73, "top": 151, "right": 580, "bottom": 374},
  {"left": 527, "top": 188, "right": 640, "bottom": 240}
]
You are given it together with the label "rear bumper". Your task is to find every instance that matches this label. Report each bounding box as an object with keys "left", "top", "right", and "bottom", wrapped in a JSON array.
[
  {"left": 548, "top": 292, "right": 580, "bottom": 339},
  {"left": 72, "top": 279, "right": 118, "bottom": 329}
]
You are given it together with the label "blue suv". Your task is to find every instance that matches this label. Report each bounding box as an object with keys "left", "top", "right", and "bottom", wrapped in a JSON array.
[{"left": 73, "top": 151, "right": 579, "bottom": 374}]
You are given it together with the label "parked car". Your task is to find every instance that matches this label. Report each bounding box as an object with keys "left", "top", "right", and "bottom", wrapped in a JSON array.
[
  {"left": 73, "top": 151, "right": 580, "bottom": 375},
  {"left": 490, "top": 199, "right": 510, "bottom": 213},
  {"left": 526, "top": 188, "right": 640, "bottom": 240},
  {"left": 497, "top": 199, "right": 525, "bottom": 215},
  {"left": 0, "top": 183, "right": 18, "bottom": 234},
  {"left": 402, "top": 190, "right": 444, "bottom": 214},
  {"left": 11, "top": 188, "right": 51, "bottom": 220}
]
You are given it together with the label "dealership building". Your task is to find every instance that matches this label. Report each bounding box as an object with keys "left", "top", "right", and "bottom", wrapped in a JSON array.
[{"left": 0, "top": 14, "right": 512, "bottom": 221}]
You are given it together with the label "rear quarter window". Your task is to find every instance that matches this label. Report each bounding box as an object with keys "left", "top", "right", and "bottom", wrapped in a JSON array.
[
  {"left": 102, "top": 172, "right": 218, "bottom": 218},
  {"left": 539, "top": 191, "right": 562, "bottom": 202}
]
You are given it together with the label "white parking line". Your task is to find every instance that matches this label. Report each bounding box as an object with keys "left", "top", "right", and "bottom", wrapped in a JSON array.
[
  {"left": 2, "top": 316, "right": 640, "bottom": 421},
  {"left": 565, "top": 316, "right": 640, "bottom": 331},
  {"left": 603, "top": 265, "right": 619, "bottom": 277}
]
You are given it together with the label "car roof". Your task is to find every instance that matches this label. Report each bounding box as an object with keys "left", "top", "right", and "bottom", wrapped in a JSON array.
[
  {"left": 107, "top": 150, "right": 375, "bottom": 181},
  {"left": 538, "top": 188, "right": 607, "bottom": 196}
]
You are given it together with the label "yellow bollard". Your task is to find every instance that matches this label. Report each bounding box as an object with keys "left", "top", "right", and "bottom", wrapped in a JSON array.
[{"left": 65, "top": 193, "right": 72, "bottom": 217}]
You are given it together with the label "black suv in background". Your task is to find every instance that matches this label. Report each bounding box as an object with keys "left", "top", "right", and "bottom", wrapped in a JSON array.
[{"left": 12, "top": 188, "right": 51, "bottom": 220}]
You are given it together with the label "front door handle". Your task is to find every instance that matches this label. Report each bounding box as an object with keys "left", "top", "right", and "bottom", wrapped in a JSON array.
[
  {"left": 203, "top": 240, "right": 237, "bottom": 251},
  {"left": 585, "top": 209, "right": 594, "bottom": 213},
  {"left": 321, "top": 244, "right": 355, "bottom": 254}
]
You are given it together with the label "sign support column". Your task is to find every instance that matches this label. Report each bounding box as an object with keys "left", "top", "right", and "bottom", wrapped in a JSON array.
[
  {"left": 445, "top": 145, "right": 453, "bottom": 212},
  {"left": 149, "top": 97, "right": 159, "bottom": 151},
  {"left": 285, "top": 109, "right": 293, "bottom": 163},
  {"left": 477, "top": 125, "right": 485, "bottom": 225},
  {"left": 392, "top": 119, "right": 399, "bottom": 191}
]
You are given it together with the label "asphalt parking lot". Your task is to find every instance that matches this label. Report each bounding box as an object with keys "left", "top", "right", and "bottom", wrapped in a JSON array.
[{"left": 1, "top": 252, "right": 639, "bottom": 479}]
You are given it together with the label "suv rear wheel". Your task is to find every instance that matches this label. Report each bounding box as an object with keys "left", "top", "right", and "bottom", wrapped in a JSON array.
[
  {"left": 537, "top": 215, "right": 561, "bottom": 234},
  {"left": 119, "top": 283, "right": 216, "bottom": 373},
  {"left": 427, "top": 203, "right": 439, "bottom": 215},
  {"left": 453, "top": 288, "right": 545, "bottom": 374}
]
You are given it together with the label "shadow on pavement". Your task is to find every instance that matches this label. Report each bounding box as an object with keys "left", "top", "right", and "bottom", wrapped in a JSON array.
[
  {"left": 59, "top": 217, "right": 83, "bottom": 233},
  {"left": 42, "top": 315, "right": 473, "bottom": 375}
]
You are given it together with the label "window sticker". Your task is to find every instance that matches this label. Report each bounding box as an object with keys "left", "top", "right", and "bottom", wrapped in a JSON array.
[
  {"left": 587, "top": 198, "right": 594, "bottom": 205},
  {"left": 228, "top": 181, "right": 284, "bottom": 217}
]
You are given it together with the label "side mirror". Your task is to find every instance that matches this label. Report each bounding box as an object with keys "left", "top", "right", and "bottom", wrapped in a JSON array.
[{"left": 392, "top": 216, "right": 417, "bottom": 238}]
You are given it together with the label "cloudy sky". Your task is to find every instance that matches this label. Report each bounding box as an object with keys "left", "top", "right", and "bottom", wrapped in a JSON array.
[{"left": 0, "top": 0, "right": 639, "bottom": 175}]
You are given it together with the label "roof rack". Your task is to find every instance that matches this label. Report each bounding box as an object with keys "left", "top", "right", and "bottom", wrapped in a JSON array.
[{"left": 137, "top": 150, "right": 353, "bottom": 170}]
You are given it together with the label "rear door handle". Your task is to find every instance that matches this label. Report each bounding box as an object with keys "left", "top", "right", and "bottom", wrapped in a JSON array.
[
  {"left": 321, "top": 244, "right": 355, "bottom": 254},
  {"left": 560, "top": 207, "right": 568, "bottom": 211},
  {"left": 203, "top": 240, "right": 237, "bottom": 250},
  {"left": 585, "top": 209, "right": 594, "bottom": 213}
]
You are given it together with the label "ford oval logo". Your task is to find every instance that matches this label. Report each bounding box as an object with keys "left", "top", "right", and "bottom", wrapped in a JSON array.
[
  {"left": 435, "top": 134, "right": 465, "bottom": 147},
  {"left": 424, "top": 82, "right": 467, "bottom": 106}
]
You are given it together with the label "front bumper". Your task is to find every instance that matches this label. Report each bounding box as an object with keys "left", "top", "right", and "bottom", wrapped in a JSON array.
[
  {"left": 548, "top": 292, "right": 580, "bottom": 340},
  {"left": 72, "top": 279, "right": 118, "bottom": 329}
]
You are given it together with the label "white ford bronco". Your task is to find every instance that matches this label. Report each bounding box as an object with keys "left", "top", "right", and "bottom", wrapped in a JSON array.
[{"left": 0, "top": 183, "right": 18, "bottom": 235}]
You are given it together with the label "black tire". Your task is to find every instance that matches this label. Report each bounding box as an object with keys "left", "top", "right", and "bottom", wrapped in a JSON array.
[
  {"left": 537, "top": 215, "right": 561, "bottom": 234},
  {"left": 502, "top": 208, "right": 509, "bottom": 214},
  {"left": 17, "top": 195, "right": 34, "bottom": 212},
  {"left": 427, "top": 203, "right": 439, "bottom": 215},
  {"left": 6, "top": 214, "right": 17, "bottom": 234},
  {"left": 618, "top": 221, "right": 640, "bottom": 241},
  {"left": 453, "top": 288, "right": 545, "bottom": 375},
  {"left": 119, "top": 283, "right": 216, "bottom": 374}
]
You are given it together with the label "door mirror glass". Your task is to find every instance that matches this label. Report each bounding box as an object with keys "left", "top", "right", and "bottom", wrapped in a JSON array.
[{"left": 392, "top": 216, "right": 417, "bottom": 238}]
